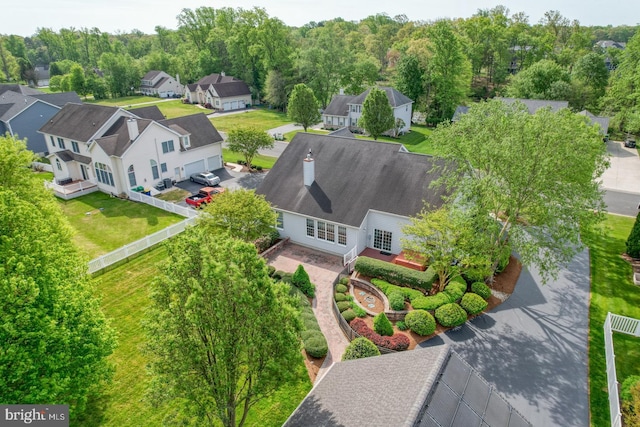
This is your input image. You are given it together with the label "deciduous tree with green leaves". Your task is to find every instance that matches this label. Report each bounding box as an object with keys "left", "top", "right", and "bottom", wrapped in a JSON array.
[
  {"left": 144, "top": 230, "right": 302, "bottom": 427},
  {"left": 0, "top": 135, "right": 116, "bottom": 419},
  {"left": 431, "top": 99, "right": 608, "bottom": 282},
  {"left": 287, "top": 83, "right": 320, "bottom": 131},
  {"left": 199, "top": 188, "right": 276, "bottom": 242},
  {"left": 226, "top": 126, "right": 274, "bottom": 168},
  {"left": 359, "top": 87, "right": 394, "bottom": 140}
]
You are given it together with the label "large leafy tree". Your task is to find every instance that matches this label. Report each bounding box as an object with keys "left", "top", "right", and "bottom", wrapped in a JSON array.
[
  {"left": 394, "top": 54, "right": 425, "bottom": 107},
  {"left": 506, "top": 59, "right": 571, "bottom": 101},
  {"left": 0, "top": 135, "right": 116, "bottom": 418},
  {"left": 359, "top": 87, "right": 395, "bottom": 140},
  {"left": 287, "top": 83, "right": 320, "bottom": 131},
  {"left": 431, "top": 99, "right": 608, "bottom": 281},
  {"left": 227, "top": 127, "right": 274, "bottom": 169},
  {"left": 145, "top": 230, "right": 302, "bottom": 427},
  {"left": 200, "top": 189, "right": 276, "bottom": 242}
]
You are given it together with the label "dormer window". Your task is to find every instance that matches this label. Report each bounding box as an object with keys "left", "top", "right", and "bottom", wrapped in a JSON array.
[{"left": 181, "top": 136, "right": 191, "bottom": 148}]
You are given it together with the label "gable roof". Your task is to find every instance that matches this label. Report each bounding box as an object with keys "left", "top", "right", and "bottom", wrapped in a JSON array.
[
  {"left": 130, "top": 105, "right": 165, "bottom": 121},
  {"left": 350, "top": 87, "right": 413, "bottom": 108},
  {"left": 495, "top": 98, "right": 568, "bottom": 114},
  {"left": 31, "top": 92, "right": 81, "bottom": 108},
  {"left": 142, "top": 70, "right": 162, "bottom": 80},
  {"left": 211, "top": 80, "right": 251, "bottom": 97},
  {"left": 256, "top": 133, "right": 448, "bottom": 227},
  {"left": 159, "top": 113, "right": 223, "bottom": 150},
  {"left": 196, "top": 73, "right": 239, "bottom": 86},
  {"left": 0, "top": 84, "right": 42, "bottom": 97},
  {"left": 95, "top": 116, "right": 154, "bottom": 156},
  {"left": 578, "top": 110, "right": 610, "bottom": 134},
  {"left": 452, "top": 105, "right": 470, "bottom": 122},
  {"left": 284, "top": 346, "right": 530, "bottom": 427},
  {"left": 39, "top": 103, "right": 120, "bottom": 141},
  {"left": 328, "top": 127, "right": 356, "bottom": 138},
  {"left": 0, "top": 91, "right": 38, "bottom": 121},
  {"left": 324, "top": 94, "right": 355, "bottom": 116},
  {"left": 53, "top": 149, "right": 92, "bottom": 164}
]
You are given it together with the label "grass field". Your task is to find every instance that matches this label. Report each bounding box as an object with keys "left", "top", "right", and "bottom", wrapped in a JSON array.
[
  {"left": 223, "top": 148, "right": 278, "bottom": 169},
  {"left": 584, "top": 214, "right": 640, "bottom": 426},
  {"left": 80, "top": 246, "right": 312, "bottom": 426},
  {"left": 149, "top": 100, "right": 204, "bottom": 119},
  {"left": 210, "top": 108, "right": 292, "bottom": 133},
  {"left": 57, "top": 192, "right": 183, "bottom": 259}
]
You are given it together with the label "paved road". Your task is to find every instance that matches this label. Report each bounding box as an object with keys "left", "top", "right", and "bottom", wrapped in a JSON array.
[
  {"left": 420, "top": 250, "right": 590, "bottom": 427},
  {"left": 605, "top": 189, "right": 640, "bottom": 217}
]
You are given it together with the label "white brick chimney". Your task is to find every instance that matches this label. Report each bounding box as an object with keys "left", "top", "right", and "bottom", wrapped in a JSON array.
[
  {"left": 303, "top": 150, "right": 314, "bottom": 187},
  {"left": 126, "top": 118, "right": 139, "bottom": 141}
]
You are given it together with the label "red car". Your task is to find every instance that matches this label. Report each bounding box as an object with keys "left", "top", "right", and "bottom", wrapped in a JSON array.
[{"left": 185, "top": 187, "right": 225, "bottom": 208}]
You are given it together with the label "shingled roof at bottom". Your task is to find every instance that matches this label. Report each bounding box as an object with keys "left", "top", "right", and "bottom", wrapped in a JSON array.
[{"left": 256, "top": 133, "right": 448, "bottom": 227}]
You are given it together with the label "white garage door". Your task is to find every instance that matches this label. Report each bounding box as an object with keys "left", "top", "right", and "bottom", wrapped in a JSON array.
[
  {"left": 231, "top": 101, "right": 239, "bottom": 110},
  {"left": 207, "top": 155, "right": 221, "bottom": 171},
  {"left": 223, "top": 102, "right": 231, "bottom": 111},
  {"left": 184, "top": 159, "right": 206, "bottom": 177}
]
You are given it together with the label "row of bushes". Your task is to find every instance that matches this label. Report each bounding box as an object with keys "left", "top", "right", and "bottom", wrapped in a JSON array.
[
  {"left": 294, "top": 288, "right": 328, "bottom": 358},
  {"left": 334, "top": 277, "right": 367, "bottom": 322},
  {"left": 350, "top": 318, "right": 410, "bottom": 351},
  {"left": 236, "top": 159, "right": 264, "bottom": 171},
  {"left": 354, "top": 256, "right": 437, "bottom": 291}
]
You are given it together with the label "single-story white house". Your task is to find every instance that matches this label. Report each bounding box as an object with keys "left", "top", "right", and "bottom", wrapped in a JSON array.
[
  {"left": 255, "top": 132, "right": 447, "bottom": 262},
  {"left": 39, "top": 103, "right": 223, "bottom": 195}
]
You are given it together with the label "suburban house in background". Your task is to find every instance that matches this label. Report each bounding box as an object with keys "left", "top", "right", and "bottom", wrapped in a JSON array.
[
  {"left": 0, "top": 84, "right": 81, "bottom": 154},
  {"left": 256, "top": 132, "right": 447, "bottom": 264},
  {"left": 322, "top": 87, "right": 413, "bottom": 135},
  {"left": 595, "top": 40, "right": 626, "bottom": 71},
  {"left": 184, "top": 72, "right": 252, "bottom": 111},
  {"left": 34, "top": 65, "right": 51, "bottom": 87},
  {"left": 139, "top": 70, "right": 184, "bottom": 98},
  {"left": 284, "top": 345, "right": 530, "bottom": 427},
  {"left": 39, "top": 103, "right": 223, "bottom": 197}
]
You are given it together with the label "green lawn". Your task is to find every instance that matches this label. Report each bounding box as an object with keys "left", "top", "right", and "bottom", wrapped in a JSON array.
[
  {"left": 147, "top": 100, "right": 204, "bottom": 119},
  {"left": 584, "top": 214, "right": 640, "bottom": 426},
  {"left": 223, "top": 148, "right": 278, "bottom": 169},
  {"left": 210, "top": 108, "right": 292, "bottom": 133},
  {"left": 80, "top": 246, "right": 311, "bottom": 426},
  {"left": 87, "top": 95, "right": 161, "bottom": 107},
  {"left": 57, "top": 192, "right": 183, "bottom": 259}
]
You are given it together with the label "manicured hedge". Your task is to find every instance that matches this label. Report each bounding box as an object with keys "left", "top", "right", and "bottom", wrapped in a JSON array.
[
  {"left": 351, "top": 305, "right": 367, "bottom": 318},
  {"left": 337, "top": 301, "right": 352, "bottom": 312},
  {"left": 435, "top": 303, "right": 467, "bottom": 328},
  {"left": 371, "top": 278, "right": 424, "bottom": 301},
  {"left": 339, "top": 277, "right": 350, "bottom": 286},
  {"left": 342, "top": 337, "right": 380, "bottom": 361},
  {"left": 411, "top": 293, "right": 451, "bottom": 311},
  {"left": 334, "top": 293, "right": 349, "bottom": 302},
  {"left": 336, "top": 283, "right": 348, "bottom": 293},
  {"left": 460, "top": 292, "right": 488, "bottom": 315},
  {"left": 355, "top": 256, "right": 436, "bottom": 291},
  {"left": 388, "top": 291, "right": 406, "bottom": 311},
  {"left": 350, "top": 318, "right": 410, "bottom": 351},
  {"left": 342, "top": 309, "right": 357, "bottom": 322},
  {"left": 373, "top": 312, "right": 394, "bottom": 336},
  {"left": 396, "top": 320, "right": 408, "bottom": 331},
  {"left": 405, "top": 310, "right": 436, "bottom": 336},
  {"left": 304, "top": 331, "right": 328, "bottom": 358},
  {"left": 471, "top": 282, "right": 492, "bottom": 300},
  {"left": 292, "top": 264, "right": 315, "bottom": 298},
  {"left": 443, "top": 279, "right": 467, "bottom": 302}
]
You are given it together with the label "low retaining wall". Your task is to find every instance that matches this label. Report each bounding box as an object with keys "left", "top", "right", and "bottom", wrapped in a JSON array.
[{"left": 349, "top": 274, "right": 409, "bottom": 322}]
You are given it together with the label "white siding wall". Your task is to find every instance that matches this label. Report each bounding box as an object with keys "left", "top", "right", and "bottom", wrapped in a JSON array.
[
  {"left": 393, "top": 104, "right": 413, "bottom": 133},
  {"left": 365, "top": 210, "right": 411, "bottom": 254},
  {"left": 278, "top": 211, "right": 359, "bottom": 256}
]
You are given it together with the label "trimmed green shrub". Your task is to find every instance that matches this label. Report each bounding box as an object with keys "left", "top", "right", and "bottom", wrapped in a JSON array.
[
  {"left": 405, "top": 309, "right": 436, "bottom": 336},
  {"left": 411, "top": 293, "right": 451, "bottom": 311},
  {"left": 292, "top": 264, "right": 315, "bottom": 297},
  {"left": 334, "top": 293, "right": 349, "bottom": 302},
  {"left": 336, "top": 283, "right": 348, "bottom": 293},
  {"left": 300, "top": 330, "right": 318, "bottom": 341},
  {"left": 460, "top": 292, "right": 488, "bottom": 315},
  {"left": 371, "top": 278, "right": 424, "bottom": 301},
  {"left": 443, "top": 279, "right": 467, "bottom": 302},
  {"left": 342, "top": 337, "right": 381, "bottom": 361},
  {"left": 304, "top": 331, "right": 328, "bottom": 358},
  {"left": 339, "top": 277, "right": 350, "bottom": 286},
  {"left": 388, "top": 291, "right": 406, "bottom": 311},
  {"left": 627, "top": 213, "right": 640, "bottom": 258},
  {"left": 267, "top": 265, "right": 276, "bottom": 277},
  {"left": 352, "top": 305, "right": 367, "bottom": 318},
  {"left": 342, "top": 309, "right": 356, "bottom": 322},
  {"left": 373, "top": 312, "right": 394, "bottom": 336},
  {"left": 396, "top": 320, "right": 408, "bottom": 331},
  {"left": 435, "top": 303, "right": 467, "bottom": 328},
  {"left": 355, "top": 256, "right": 436, "bottom": 291},
  {"left": 337, "top": 301, "right": 352, "bottom": 312},
  {"left": 471, "top": 282, "right": 492, "bottom": 300},
  {"left": 302, "top": 317, "right": 320, "bottom": 332},
  {"left": 281, "top": 272, "right": 293, "bottom": 283},
  {"left": 350, "top": 318, "right": 410, "bottom": 351}
]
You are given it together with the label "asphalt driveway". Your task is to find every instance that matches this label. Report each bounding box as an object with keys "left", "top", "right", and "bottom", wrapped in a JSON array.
[
  {"left": 601, "top": 140, "right": 640, "bottom": 194},
  {"left": 420, "top": 250, "right": 590, "bottom": 427}
]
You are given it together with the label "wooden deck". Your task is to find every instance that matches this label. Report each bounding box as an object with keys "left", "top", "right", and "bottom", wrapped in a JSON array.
[{"left": 358, "top": 248, "right": 426, "bottom": 271}]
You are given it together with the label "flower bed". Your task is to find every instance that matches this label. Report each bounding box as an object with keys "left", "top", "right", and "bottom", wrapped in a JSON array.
[{"left": 350, "top": 318, "right": 410, "bottom": 351}]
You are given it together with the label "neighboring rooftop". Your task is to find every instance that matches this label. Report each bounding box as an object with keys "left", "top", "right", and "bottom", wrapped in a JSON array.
[
  {"left": 130, "top": 105, "right": 165, "bottom": 121},
  {"left": 495, "top": 98, "right": 569, "bottom": 114},
  {"left": 39, "top": 103, "right": 120, "bottom": 141},
  {"left": 350, "top": 86, "right": 414, "bottom": 108},
  {"left": 578, "top": 110, "right": 610, "bottom": 135},
  {"left": 159, "top": 113, "right": 224, "bottom": 150},
  {"left": 324, "top": 94, "right": 355, "bottom": 117},
  {"left": 595, "top": 40, "right": 626, "bottom": 49}
]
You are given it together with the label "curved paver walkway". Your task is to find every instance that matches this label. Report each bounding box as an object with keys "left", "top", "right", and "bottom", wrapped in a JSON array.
[
  {"left": 265, "top": 243, "right": 349, "bottom": 381},
  {"left": 420, "top": 249, "right": 590, "bottom": 427}
]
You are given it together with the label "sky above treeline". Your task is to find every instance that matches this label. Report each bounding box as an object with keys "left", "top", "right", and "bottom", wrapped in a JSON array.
[{"left": 4, "top": 0, "right": 639, "bottom": 37}]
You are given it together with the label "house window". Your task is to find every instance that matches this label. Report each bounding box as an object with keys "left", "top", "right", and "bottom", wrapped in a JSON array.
[
  {"left": 161, "top": 140, "right": 174, "bottom": 153},
  {"left": 95, "top": 162, "right": 114, "bottom": 187},
  {"left": 317, "top": 221, "right": 326, "bottom": 240},
  {"left": 316, "top": 221, "right": 335, "bottom": 242},
  {"left": 326, "top": 223, "right": 335, "bottom": 242},
  {"left": 276, "top": 211, "right": 284, "bottom": 229},
  {"left": 306, "top": 219, "right": 315, "bottom": 238},
  {"left": 181, "top": 136, "right": 190, "bottom": 148},
  {"left": 161, "top": 163, "right": 168, "bottom": 173},
  {"left": 57, "top": 137, "right": 66, "bottom": 149},
  {"left": 150, "top": 160, "right": 159, "bottom": 180},
  {"left": 71, "top": 141, "right": 79, "bottom": 153},
  {"left": 50, "top": 136, "right": 55, "bottom": 147},
  {"left": 338, "top": 226, "right": 347, "bottom": 246},
  {"left": 128, "top": 165, "right": 136, "bottom": 187},
  {"left": 56, "top": 159, "right": 62, "bottom": 171},
  {"left": 373, "top": 229, "right": 392, "bottom": 252}
]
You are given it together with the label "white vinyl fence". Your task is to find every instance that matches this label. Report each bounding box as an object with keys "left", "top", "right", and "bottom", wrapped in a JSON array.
[
  {"left": 604, "top": 312, "right": 640, "bottom": 427},
  {"left": 32, "top": 161, "right": 53, "bottom": 172},
  {"left": 127, "top": 190, "right": 199, "bottom": 218}
]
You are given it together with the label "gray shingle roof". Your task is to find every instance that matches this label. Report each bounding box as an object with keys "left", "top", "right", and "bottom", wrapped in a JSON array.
[
  {"left": 31, "top": 92, "right": 81, "bottom": 107},
  {"left": 255, "top": 133, "right": 448, "bottom": 227},
  {"left": 53, "top": 149, "right": 92, "bottom": 164},
  {"left": 578, "top": 110, "right": 610, "bottom": 134},
  {"left": 0, "top": 91, "right": 38, "bottom": 121},
  {"left": 39, "top": 103, "right": 120, "bottom": 142},
  {"left": 328, "top": 127, "right": 356, "bottom": 137},
  {"left": 95, "top": 117, "right": 153, "bottom": 156},
  {"left": 324, "top": 94, "right": 356, "bottom": 116},
  {"left": 211, "top": 80, "right": 251, "bottom": 98},
  {"left": 159, "top": 113, "right": 223, "bottom": 150},
  {"left": 130, "top": 105, "right": 165, "bottom": 121},
  {"left": 452, "top": 106, "right": 470, "bottom": 122},
  {"left": 495, "top": 98, "right": 568, "bottom": 114},
  {"left": 0, "top": 84, "right": 42, "bottom": 96},
  {"left": 142, "top": 70, "right": 162, "bottom": 80},
  {"left": 350, "top": 87, "right": 413, "bottom": 108},
  {"left": 196, "top": 73, "right": 238, "bottom": 86}
]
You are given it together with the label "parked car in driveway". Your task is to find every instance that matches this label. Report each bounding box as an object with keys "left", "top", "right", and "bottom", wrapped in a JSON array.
[
  {"left": 185, "top": 186, "right": 226, "bottom": 208},
  {"left": 625, "top": 138, "right": 636, "bottom": 148},
  {"left": 190, "top": 172, "right": 220, "bottom": 186}
]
